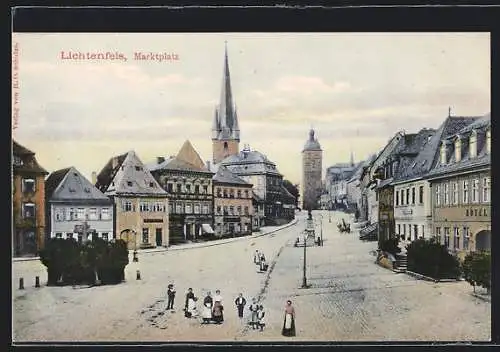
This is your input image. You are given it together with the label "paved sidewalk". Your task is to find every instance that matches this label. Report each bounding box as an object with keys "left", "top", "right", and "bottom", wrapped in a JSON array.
[
  {"left": 12, "top": 219, "right": 298, "bottom": 263},
  {"left": 130, "top": 218, "right": 298, "bottom": 255}
]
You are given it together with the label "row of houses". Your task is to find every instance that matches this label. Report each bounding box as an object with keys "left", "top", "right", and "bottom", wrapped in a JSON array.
[
  {"left": 330, "top": 112, "right": 491, "bottom": 257},
  {"left": 12, "top": 139, "right": 297, "bottom": 256}
]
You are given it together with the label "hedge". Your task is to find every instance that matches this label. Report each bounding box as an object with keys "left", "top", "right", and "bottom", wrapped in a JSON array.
[
  {"left": 40, "top": 238, "right": 129, "bottom": 286},
  {"left": 406, "top": 238, "right": 461, "bottom": 280}
]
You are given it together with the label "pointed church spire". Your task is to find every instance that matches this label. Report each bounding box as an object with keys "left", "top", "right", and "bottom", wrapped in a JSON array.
[
  {"left": 214, "top": 41, "right": 240, "bottom": 141},
  {"left": 350, "top": 150, "right": 354, "bottom": 166}
]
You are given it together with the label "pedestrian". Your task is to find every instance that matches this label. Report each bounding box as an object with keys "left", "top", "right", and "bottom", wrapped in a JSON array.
[
  {"left": 234, "top": 293, "right": 247, "bottom": 318},
  {"left": 259, "top": 254, "right": 267, "bottom": 272},
  {"left": 249, "top": 298, "right": 259, "bottom": 329},
  {"left": 184, "top": 288, "right": 196, "bottom": 318},
  {"left": 253, "top": 250, "right": 260, "bottom": 264},
  {"left": 166, "top": 284, "right": 176, "bottom": 310},
  {"left": 201, "top": 291, "right": 213, "bottom": 324},
  {"left": 257, "top": 305, "right": 266, "bottom": 332},
  {"left": 212, "top": 289, "right": 224, "bottom": 324},
  {"left": 281, "top": 300, "right": 296, "bottom": 337}
]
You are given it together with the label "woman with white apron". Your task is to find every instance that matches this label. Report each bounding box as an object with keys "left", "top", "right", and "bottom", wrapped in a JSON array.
[
  {"left": 281, "top": 300, "right": 296, "bottom": 337},
  {"left": 201, "top": 292, "right": 213, "bottom": 324}
]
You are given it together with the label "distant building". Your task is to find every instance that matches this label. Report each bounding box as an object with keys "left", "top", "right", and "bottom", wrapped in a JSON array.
[
  {"left": 375, "top": 129, "right": 435, "bottom": 245},
  {"left": 95, "top": 151, "right": 169, "bottom": 249},
  {"left": 212, "top": 165, "right": 253, "bottom": 237},
  {"left": 345, "top": 160, "right": 367, "bottom": 211},
  {"left": 220, "top": 146, "right": 294, "bottom": 226},
  {"left": 212, "top": 43, "right": 240, "bottom": 164},
  {"left": 148, "top": 141, "right": 214, "bottom": 244},
  {"left": 426, "top": 114, "right": 491, "bottom": 257},
  {"left": 45, "top": 167, "right": 113, "bottom": 242},
  {"left": 325, "top": 157, "right": 357, "bottom": 210},
  {"left": 302, "top": 129, "right": 323, "bottom": 210},
  {"left": 12, "top": 140, "right": 49, "bottom": 256}
]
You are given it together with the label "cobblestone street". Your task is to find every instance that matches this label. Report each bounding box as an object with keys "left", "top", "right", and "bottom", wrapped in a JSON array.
[{"left": 13, "top": 211, "right": 490, "bottom": 342}]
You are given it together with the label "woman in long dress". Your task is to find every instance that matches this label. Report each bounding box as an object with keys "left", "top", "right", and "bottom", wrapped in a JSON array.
[
  {"left": 212, "top": 289, "right": 224, "bottom": 324},
  {"left": 281, "top": 300, "right": 296, "bottom": 337},
  {"left": 187, "top": 296, "right": 198, "bottom": 318},
  {"left": 201, "top": 292, "right": 213, "bottom": 324},
  {"left": 249, "top": 298, "right": 260, "bottom": 329},
  {"left": 257, "top": 305, "right": 266, "bottom": 332}
]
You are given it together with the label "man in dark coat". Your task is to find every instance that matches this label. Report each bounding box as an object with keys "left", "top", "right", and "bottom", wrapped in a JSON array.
[
  {"left": 166, "top": 284, "right": 176, "bottom": 310},
  {"left": 234, "top": 293, "right": 247, "bottom": 318}
]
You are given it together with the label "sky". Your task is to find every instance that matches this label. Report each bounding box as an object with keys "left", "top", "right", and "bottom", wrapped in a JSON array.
[{"left": 12, "top": 33, "right": 490, "bottom": 186}]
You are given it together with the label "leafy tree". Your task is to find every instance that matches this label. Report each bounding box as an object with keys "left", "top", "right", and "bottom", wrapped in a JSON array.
[
  {"left": 463, "top": 251, "right": 491, "bottom": 293},
  {"left": 39, "top": 238, "right": 128, "bottom": 286},
  {"left": 379, "top": 238, "right": 401, "bottom": 255},
  {"left": 283, "top": 179, "right": 300, "bottom": 207}
]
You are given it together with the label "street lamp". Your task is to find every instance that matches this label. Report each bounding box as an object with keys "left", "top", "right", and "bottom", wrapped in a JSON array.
[
  {"left": 317, "top": 213, "right": 324, "bottom": 246},
  {"left": 302, "top": 211, "right": 314, "bottom": 288},
  {"left": 132, "top": 230, "right": 139, "bottom": 262}
]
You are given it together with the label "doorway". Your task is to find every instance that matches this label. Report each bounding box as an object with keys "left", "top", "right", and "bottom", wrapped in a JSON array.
[{"left": 156, "top": 228, "right": 163, "bottom": 247}]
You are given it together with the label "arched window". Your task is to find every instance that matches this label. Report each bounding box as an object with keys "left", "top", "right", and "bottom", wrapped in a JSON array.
[{"left": 223, "top": 142, "right": 228, "bottom": 150}]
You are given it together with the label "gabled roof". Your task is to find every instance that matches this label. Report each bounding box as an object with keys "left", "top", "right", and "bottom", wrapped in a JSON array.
[
  {"left": 213, "top": 165, "right": 252, "bottom": 186},
  {"left": 46, "top": 167, "right": 110, "bottom": 203},
  {"left": 45, "top": 167, "right": 72, "bottom": 200},
  {"left": 147, "top": 141, "right": 212, "bottom": 174},
  {"left": 394, "top": 115, "right": 480, "bottom": 183},
  {"left": 12, "top": 140, "right": 48, "bottom": 174},
  {"left": 13, "top": 140, "right": 34, "bottom": 156},
  {"left": 281, "top": 185, "right": 296, "bottom": 201},
  {"left": 148, "top": 157, "right": 213, "bottom": 174},
  {"left": 221, "top": 149, "right": 282, "bottom": 176},
  {"left": 426, "top": 114, "right": 491, "bottom": 179},
  {"left": 176, "top": 140, "right": 208, "bottom": 170},
  {"left": 96, "top": 151, "right": 167, "bottom": 197}
]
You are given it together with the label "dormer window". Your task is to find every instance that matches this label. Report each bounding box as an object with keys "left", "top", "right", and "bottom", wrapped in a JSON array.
[
  {"left": 440, "top": 141, "right": 447, "bottom": 165},
  {"left": 454, "top": 136, "right": 462, "bottom": 162},
  {"left": 469, "top": 130, "right": 477, "bottom": 158},
  {"left": 13, "top": 155, "right": 23, "bottom": 166},
  {"left": 486, "top": 128, "right": 491, "bottom": 154}
]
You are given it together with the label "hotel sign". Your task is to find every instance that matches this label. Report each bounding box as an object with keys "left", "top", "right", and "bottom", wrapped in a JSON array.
[{"left": 402, "top": 209, "right": 413, "bottom": 215}]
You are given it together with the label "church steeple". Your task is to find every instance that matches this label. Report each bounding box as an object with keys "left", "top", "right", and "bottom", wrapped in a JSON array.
[
  {"left": 212, "top": 41, "right": 240, "bottom": 142},
  {"left": 350, "top": 150, "right": 354, "bottom": 166},
  {"left": 212, "top": 42, "right": 241, "bottom": 164}
]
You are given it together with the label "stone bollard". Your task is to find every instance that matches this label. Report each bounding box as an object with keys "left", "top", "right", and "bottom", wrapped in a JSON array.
[
  {"left": 136, "top": 270, "right": 141, "bottom": 280},
  {"left": 35, "top": 276, "right": 40, "bottom": 288},
  {"left": 19, "top": 278, "right": 24, "bottom": 290}
]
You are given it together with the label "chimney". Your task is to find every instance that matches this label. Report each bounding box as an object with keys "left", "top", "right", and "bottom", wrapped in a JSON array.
[
  {"left": 91, "top": 171, "right": 97, "bottom": 185},
  {"left": 206, "top": 160, "right": 211, "bottom": 171},
  {"left": 157, "top": 156, "right": 165, "bottom": 164}
]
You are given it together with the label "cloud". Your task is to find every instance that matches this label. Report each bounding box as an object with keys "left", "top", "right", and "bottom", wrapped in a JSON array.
[
  {"left": 274, "top": 75, "right": 351, "bottom": 95},
  {"left": 13, "top": 33, "right": 489, "bottom": 186}
]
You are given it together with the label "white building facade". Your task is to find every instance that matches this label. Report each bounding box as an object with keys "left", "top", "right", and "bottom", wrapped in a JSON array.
[
  {"left": 393, "top": 178, "right": 433, "bottom": 242},
  {"left": 45, "top": 167, "right": 114, "bottom": 241},
  {"left": 50, "top": 204, "right": 114, "bottom": 241}
]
